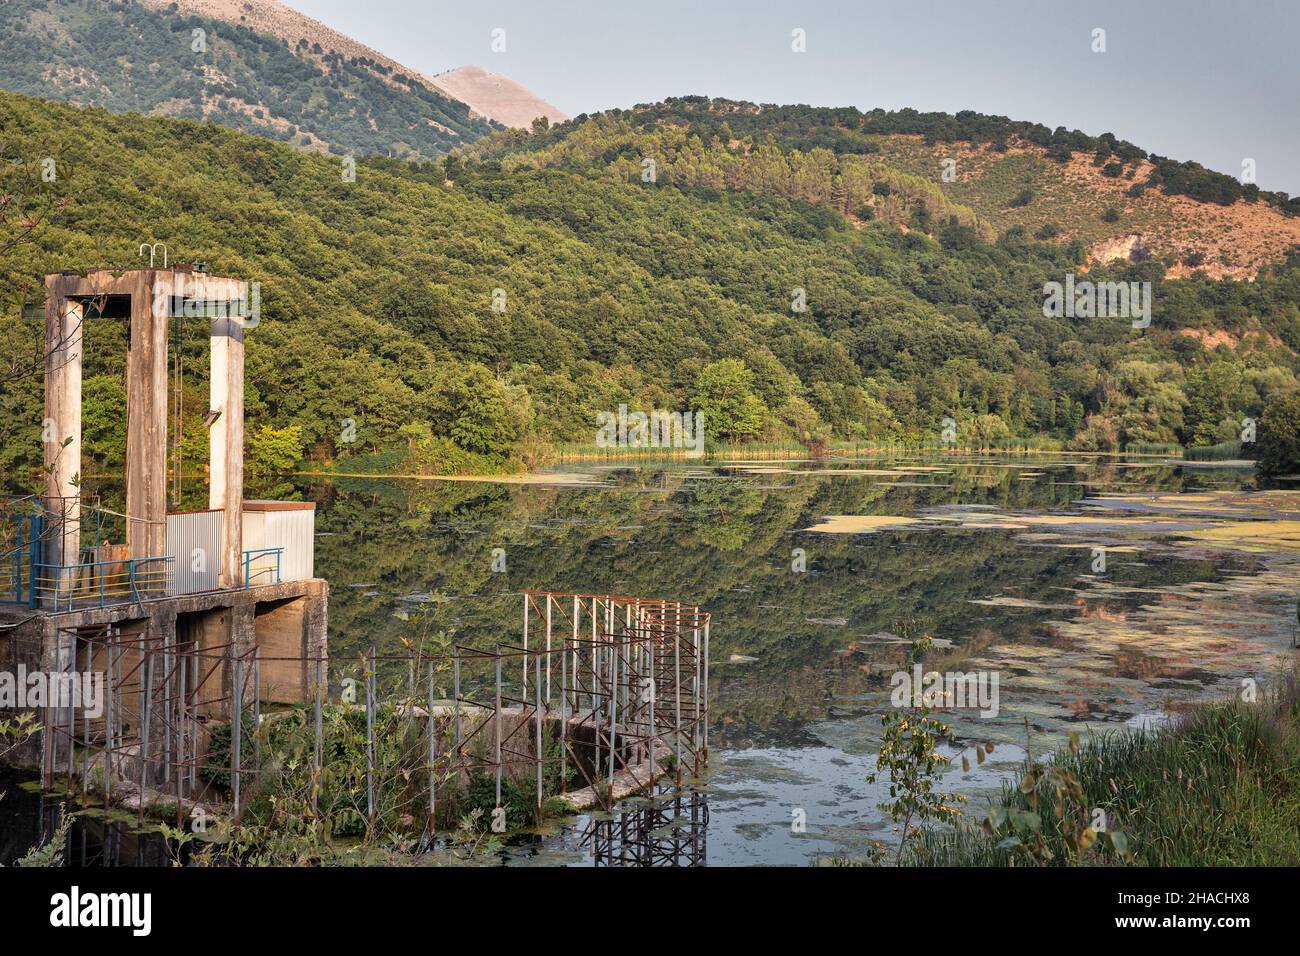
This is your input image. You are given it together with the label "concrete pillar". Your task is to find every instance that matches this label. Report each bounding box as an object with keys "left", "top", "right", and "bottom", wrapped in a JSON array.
[
  {"left": 125, "top": 271, "right": 169, "bottom": 560},
  {"left": 38, "top": 619, "right": 75, "bottom": 785},
  {"left": 208, "top": 278, "right": 246, "bottom": 589},
  {"left": 42, "top": 282, "right": 82, "bottom": 581},
  {"left": 305, "top": 580, "right": 329, "bottom": 697},
  {"left": 229, "top": 603, "right": 256, "bottom": 715}
]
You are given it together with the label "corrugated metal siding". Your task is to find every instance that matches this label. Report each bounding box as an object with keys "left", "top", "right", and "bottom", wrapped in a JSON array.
[
  {"left": 242, "top": 507, "right": 314, "bottom": 582},
  {"left": 166, "top": 510, "right": 223, "bottom": 594}
]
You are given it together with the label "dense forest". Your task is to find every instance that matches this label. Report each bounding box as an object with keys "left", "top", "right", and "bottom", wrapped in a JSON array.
[
  {"left": 478, "top": 97, "right": 1300, "bottom": 214},
  {"left": 2, "top": 88, "right": 1300, "bottom": 485},
  {"left": 0, "top": 0, "right": 495, "bottom": 158}
]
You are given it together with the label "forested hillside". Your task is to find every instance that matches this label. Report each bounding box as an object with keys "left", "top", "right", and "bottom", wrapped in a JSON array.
[
  {"left": 2, "top": 88, "right": 1299, "bottom": 483},
  {"left": 0, "top": 0, "right": 495, "bottom": 157},
  {"left": 471, "top": 97, "right": 1300, "bottom": 279}
]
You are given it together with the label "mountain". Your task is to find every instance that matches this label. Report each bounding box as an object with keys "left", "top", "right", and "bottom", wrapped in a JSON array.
[
  {"left": 468, "top": 98, "right": 1300, "bottom": 280},
  {"left": 137, "top": 1, "right": 566, "bottom": 128},
  {"left": 0, "top": 0, "right": 512, "bottom": 157},
  {"left": 3, "top": 88, "right": 1299, "bottom": 482},
  {"left": 429, "top": 65, "right": 567, "bottom": 130}
]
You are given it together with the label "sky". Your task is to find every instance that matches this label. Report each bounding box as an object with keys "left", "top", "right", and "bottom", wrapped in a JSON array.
[{"left": 288, "top": 0, "right": 1300, "bottom": 194}]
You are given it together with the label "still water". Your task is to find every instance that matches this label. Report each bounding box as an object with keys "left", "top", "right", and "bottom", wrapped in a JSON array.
[{"left": 5, "top": 454, "right": 1297, "bottom": 865}]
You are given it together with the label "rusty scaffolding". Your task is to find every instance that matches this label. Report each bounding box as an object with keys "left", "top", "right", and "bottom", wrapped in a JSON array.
[{"left": 19, "top": 591, "right": 710, "bottom": 836}]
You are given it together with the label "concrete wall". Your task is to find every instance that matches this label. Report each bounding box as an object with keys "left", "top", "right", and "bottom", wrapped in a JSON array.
[{"left": 0, "top": 578, "right": 328, "bottom": 783}]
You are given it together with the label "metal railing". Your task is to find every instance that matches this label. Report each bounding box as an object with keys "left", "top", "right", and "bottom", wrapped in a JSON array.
[
  {"left": 243, "top": 547, "right": 283, "bottom": 589},
  {"left": 32, "top": 590, "right": 709, "bottom": 834},
  {"left": 32, "top": 555, "right": 176, "bottom": 611},
  {"left": 0, "top": 510, "right": 42, "bottom": 607}
]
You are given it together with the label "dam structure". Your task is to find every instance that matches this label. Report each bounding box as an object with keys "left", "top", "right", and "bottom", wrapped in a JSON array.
[
  {"left": 0, "top": 267, "right": 709, "bottom": 835},
  {"left": 0, "top": 266, "right": 328, "bottom": 798}
]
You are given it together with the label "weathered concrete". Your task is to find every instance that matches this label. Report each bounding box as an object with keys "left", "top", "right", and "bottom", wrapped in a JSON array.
[
  {"left": 556, "top": 742, "right": 673, "bottom": 811},
  {"left": 0, "top": 579, "right": 329, "bottom": 779},
  {"left": 38, "top": 268, "right": 251, "bottom": 573},
  {"left": 42, "top": 282, "right": 82, "bottom": 571},
  {"left": 205, "top": 274, "right": 247, "bottom": 587},
  {"left": 125, "top": 270, "right": 169, "bottom": 560}
]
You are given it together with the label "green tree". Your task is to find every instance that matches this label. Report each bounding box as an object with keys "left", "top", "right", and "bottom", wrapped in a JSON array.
[
  {"left": 869, "top": 699, "right": 965, "bottom": 865},
  {"left": 449, "top": 369, "right": 524, "bottom": 459},
  {"left": 247, "top": 424, "right": 305, "bottom": 476},
  {"left": 1257, "top": 392, "right": 1300, "bottom": 478},
  {"left": 690, "top": 359, "right": 768, "bottom": 444}
]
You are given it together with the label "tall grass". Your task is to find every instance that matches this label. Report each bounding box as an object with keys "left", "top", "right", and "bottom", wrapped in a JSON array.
[
  {"left": 1125, "top": 441, "right": 1184, "bottom": 457},
  {"left": 1185, "top": 440, "right": 1245, "bottom": 461},
  {"left": 905, "top": 672, "right": 1300, "bottom": 866},
  {"left": 553, "top": 441, "right": 809, "bottom": 462}
]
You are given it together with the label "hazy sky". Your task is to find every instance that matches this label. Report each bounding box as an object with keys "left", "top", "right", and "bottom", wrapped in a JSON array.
[{"left": 289, "top": 0, "right": 1299, "bottom": 193}]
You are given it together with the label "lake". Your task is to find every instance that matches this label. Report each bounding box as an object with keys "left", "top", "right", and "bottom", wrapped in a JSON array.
[{"left": 4, "top": 453, "right": 1298, "bottom": 865}]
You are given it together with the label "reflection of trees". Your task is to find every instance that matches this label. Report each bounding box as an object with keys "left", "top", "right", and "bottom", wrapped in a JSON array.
[
  {"left": 297, "top": 462, "right": 1231, "bottom": 725},
  {"left": 684, "top": 483, "right": 770, "bottom": 552}
]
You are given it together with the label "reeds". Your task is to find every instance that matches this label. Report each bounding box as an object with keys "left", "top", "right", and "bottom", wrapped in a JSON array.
[{"left": 903, "top": 668, "right": 1300, "bottom": 866}]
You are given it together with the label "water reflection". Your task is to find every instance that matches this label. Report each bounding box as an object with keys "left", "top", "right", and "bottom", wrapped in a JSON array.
[
  {"left": 0, "top": 769, "right": 173, "bottom": 867},
  {"left": 11, "top": 454, "right": 1292, "bottom": 866},
  {"left": 581, "top": 788, "right": 709, "bottom": 867}
]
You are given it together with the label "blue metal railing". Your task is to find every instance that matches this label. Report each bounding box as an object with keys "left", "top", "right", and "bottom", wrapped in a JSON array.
[
  {"left": 243, "top": 547, "right": 283, "bottom": 589},
  {"left": 31, "top": 555, "right": 176, "bottom": 611},
  {"left": 0, "top": 511, "right": 42, "bottom": 607}
]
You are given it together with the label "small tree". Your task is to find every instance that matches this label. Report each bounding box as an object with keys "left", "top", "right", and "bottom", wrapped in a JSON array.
[
  {"left": 869, "top": 694, "right": 965, "bottom": 865},
  {"left": 690, "top": 359, "right": 767, "bottom": 444},
  {"left": 1257, "top": 392, "right": 1300, "bottom": 479}
]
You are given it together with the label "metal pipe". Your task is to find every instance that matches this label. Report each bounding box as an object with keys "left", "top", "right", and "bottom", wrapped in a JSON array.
[
  {"left": 177, "top": 641, "right": 186, "bottom": 820},
  {"left": 571, "top": 595, "right": 579, "bottom": 717},
  {"left": 434, "top": 660, "right": 444, "bottom": 832},
  {"left": 188, "top": 650, "right": 197, "bottom": 795},
  {"left": 104, "top": 635, "right": 114, "bottom": 808},
  {"left": 139, "top": 647, "right": 155, "bottom": 821},
  {"left": 674, "top": 614, "right": 682, "bottom": 784},
  {"left": 648, "top": 623, "right": 656, "bottom": 769},
  {"left": 162, "top": 629, "right": 171, "bottom": 786},
  {"left": 453, "top": 651, "right": 461, "bottom": 778},
  {"left": 559, "top": 625, "right": 567, "bottom": 793},
  {"left": 494, "top": 645, "right": 502, "bottom": 810},
  {"left": 702, "top": 618, "right": 710, "bottom": 760},
  {"left": 365, "top": 648, "right": 375, "bottom": 826},
  {"left": 230, "top": 654, "right": 240, "bottom": 821},
  {"left": 65, "top": 638, "right": 74, "bottom": 781},
  {"left": 692, "top": 616, "right": 701, "bottom": 772},
  {"left": 253, "top": 649, "right": 261, "bottom": 788},
  {"left": 534, "top": 648, "right": 542, "bottom": 820},
  {"left": 607, "top": 625, "right": 618, "bottom": 798},
  {"left": 80, "top": 638, "right": 89, "bottom": 795},
  {"left": 313, "top": 656, "right": 323, "bottom": 814}
]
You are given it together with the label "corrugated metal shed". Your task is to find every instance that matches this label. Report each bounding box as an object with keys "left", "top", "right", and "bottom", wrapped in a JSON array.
[
  {"left": 165, "top": 509, "right": 223, "bottom": 594},
  {"left": 242, "top": 500, "right": 315, "bottom": 583}
]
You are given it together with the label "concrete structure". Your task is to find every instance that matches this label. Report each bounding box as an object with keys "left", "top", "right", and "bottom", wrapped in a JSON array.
[
  {"left": 42, "top": 268, "right": 248, "bottom": 574},
  {"left": 1, "top": 267, "right": 327, "bottom": 791}
]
